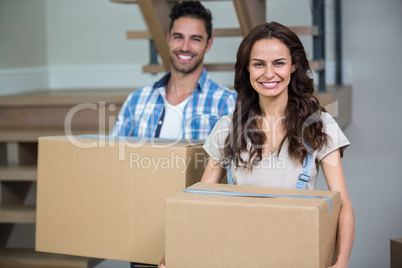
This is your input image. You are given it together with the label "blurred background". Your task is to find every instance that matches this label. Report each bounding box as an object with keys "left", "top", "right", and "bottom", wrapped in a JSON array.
[{"left": 0, "top": 0, "right": 401, "bottom": 267}]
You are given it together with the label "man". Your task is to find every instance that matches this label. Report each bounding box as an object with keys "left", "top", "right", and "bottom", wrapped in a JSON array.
[
  {"left": 113, "top": 2, "right": 237, "bottom": 267},
  {"left": 111, "top": 1, "right": 237, "bottom": 140}
]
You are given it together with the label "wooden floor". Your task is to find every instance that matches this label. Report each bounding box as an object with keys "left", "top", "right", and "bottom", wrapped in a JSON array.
[{"left": 0, "top": 89, "right": 133, "bottom": 107}]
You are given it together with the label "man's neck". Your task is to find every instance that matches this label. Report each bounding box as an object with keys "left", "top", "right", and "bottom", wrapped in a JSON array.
[{"left": 166, "top": 67, "right": 203, "bottom": 105}]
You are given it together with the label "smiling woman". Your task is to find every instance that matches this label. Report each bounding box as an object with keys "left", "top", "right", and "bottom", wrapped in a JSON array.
[
  {"left": 201, "top": 21, "right": 355, "bottom": 268},
  {"left": 248, "top": 38, "right": 296, "bottom": 104}
]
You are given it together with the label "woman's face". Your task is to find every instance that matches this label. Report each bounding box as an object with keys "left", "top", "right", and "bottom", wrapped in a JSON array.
[{"left": 248, "top": 38, "right": 296, "bottom": 101}]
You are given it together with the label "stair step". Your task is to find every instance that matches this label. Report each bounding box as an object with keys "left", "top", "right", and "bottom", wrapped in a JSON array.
[
  {"left": 0, "top": 206, "right": 36, "bottom": 223},
  {"left": 0, "top": 129, "right": 101, "bottom": 142},
  {"left": 0, "top": 166, "right": 37, "bottom": 181},
  {"left": 127, "top": 26, "right": 318, "bottom": 39},
  {"left": 0, "top": 248, "right": 100, "bottom": 268},
  {"left": 0, "top": 89, "right": 129, "bottom": 142}
]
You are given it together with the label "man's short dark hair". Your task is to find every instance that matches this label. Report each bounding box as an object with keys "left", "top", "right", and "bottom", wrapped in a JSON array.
[{"left": 169, "top": 1, "right": 213, "bottom": 40}]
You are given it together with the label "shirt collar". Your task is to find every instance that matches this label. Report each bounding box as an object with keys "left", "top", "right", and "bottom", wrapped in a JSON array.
[{"left": 153, "top": 68, "right": 208, "bottom": 93}]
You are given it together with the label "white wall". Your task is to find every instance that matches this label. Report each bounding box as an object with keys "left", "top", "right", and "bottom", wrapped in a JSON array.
[
  {"left": 0, "top": 0, "right": 47, "bottom": 69},
  {"left": 0, "top": 0, "right": 48, "bottom": 95},
  {"left": 2, "top": 0, "right": 402, "bottom": 267},
  {"left": 315, "top": 0, "right": 402, "bottom": 267},
  {"left": 341, "top": 0, "right": 402, "bottom": 266}
]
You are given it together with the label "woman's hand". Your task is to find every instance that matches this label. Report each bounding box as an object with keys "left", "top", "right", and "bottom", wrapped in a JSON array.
[
  {"left": 329, "top": 255, "right": 348, "bottom": 268},
  {"left": 322, "top": 149, "right": 354, "bottom": 268},
  {"left": 157, "top": 253, "right": 166, "bottom": 268}
]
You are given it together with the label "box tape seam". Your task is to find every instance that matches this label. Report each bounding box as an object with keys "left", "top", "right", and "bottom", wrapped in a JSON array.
[{"left": 183, "top": 188, "right": 333, "bottom": 214}]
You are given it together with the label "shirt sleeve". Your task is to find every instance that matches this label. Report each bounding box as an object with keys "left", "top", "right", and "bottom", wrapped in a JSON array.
[
  {"left": 203, "top": 115, "right": 232, "bottom": 162},
  {"left": 316, "top": 112, "right": 350, "bottom": 161},
  {"left": 110, "top": 92, "right": 135, "bottom": 136},
  {"left": 218, "top": 89, "right": 237, "bottom": 116}
]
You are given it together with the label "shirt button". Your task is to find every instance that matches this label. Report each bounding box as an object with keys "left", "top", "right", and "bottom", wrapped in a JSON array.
[{"left": 158, "top": 120, "right": 163, "bottom": 125}]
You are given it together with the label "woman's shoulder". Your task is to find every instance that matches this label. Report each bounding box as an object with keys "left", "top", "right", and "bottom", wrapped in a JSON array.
[
  {"left": 317, "top": 110, "right": 350, "bottom": 159},
  {"left": 319, "top": 111, "right": 343, "bottom": 134},
  {"left": 207, "top": 114, "right": 233, "bottom": 142},
  {"left": 320, "top": 111, "right": 337, "bottom": 124}
]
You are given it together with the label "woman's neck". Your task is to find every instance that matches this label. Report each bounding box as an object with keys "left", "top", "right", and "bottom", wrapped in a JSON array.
[{"left": 259, "top": 94, "right": 288, "bottom": 119}]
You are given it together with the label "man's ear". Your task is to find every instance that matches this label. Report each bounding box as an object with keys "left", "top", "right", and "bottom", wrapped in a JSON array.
[
  {"left": 167, "top": 32, "right": 171, "bottom": 43},
  {"left": 204, "top": 37, "right": 214, "bottom": 53}
]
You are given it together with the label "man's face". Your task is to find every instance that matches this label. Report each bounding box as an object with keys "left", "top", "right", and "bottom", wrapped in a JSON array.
[{"left": 167, "top": 17, "right": 213, "bottom": 74}]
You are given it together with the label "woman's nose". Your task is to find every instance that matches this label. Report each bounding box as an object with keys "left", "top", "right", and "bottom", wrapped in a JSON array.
[{"left": 264, "top": 65, "right": 275, "bottom": 79}]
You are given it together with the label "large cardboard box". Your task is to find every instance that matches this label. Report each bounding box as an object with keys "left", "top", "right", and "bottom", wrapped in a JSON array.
[
  {"left": 165, "top": 182, "right": 341, "bottom": 268},
  {"left": 391, "top": 238, "right": 402, "bottom": 268},
  {"left": 36, "top": 135, "right": 208, "bottom": 265}
]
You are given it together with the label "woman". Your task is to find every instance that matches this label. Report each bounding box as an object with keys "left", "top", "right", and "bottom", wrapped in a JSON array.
[{"left": 201, "top": 22, "right": 355, "bottom": 268}]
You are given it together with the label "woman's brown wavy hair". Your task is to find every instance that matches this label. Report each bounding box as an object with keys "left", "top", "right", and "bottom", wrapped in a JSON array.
[{"left": 223, "top": 22, "right": 328, "bottom": 169}]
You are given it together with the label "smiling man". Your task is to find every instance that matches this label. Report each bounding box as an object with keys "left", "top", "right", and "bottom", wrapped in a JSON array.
[{"left": 111, "top": 1, "right": 237, "bottom": 141}]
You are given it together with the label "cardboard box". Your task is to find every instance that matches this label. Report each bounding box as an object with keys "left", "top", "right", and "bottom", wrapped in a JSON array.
[
  {"left": 165, "top": 182, "right": 341, "bottom": 268},
  {"left": 391, "top": 238, "right": 402, "bottom": 268},
  {"left": 36, "top": 136, "right": 208, "bottom": 265}
]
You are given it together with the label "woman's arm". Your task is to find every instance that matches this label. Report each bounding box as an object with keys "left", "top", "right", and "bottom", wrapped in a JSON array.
[
  {"left": 201, "top": 157, "right": 227, "bottom": 183},
  {"left": 321, "top": 149, "right": 355, "bottom": 268}
]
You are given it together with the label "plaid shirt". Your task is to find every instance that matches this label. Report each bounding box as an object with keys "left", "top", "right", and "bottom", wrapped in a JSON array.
[{"left": 111, "top": 69, "right": 237, "bottom": 140}]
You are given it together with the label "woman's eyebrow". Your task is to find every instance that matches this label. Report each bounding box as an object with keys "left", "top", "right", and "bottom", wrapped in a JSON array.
[{"left": 273, "top": 57, "right": 287, "bottom": 62}]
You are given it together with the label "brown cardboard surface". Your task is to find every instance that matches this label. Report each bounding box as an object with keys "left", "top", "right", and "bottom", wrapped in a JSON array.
[
  {"left": 35, "top": 136, "right": 207, "bottom": 264},
  {"left": 391, "top": 238, "right": 402, "bottom": 268},
  {"left": 165, "top": 182, "right": 341, "bottom": 268}
]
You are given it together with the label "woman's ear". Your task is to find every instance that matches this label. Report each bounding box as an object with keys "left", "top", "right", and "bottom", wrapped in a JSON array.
[{"left": 291, "top": 64, "right": 298, "bottom": 73}]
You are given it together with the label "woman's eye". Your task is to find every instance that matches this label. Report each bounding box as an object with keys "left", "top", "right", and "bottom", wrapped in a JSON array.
[
  {"left": 274, "top": 62, "right": 284, "bottom": 66},
  {"left": 253, "top": 62, "right": 263, "bottom": 67}
]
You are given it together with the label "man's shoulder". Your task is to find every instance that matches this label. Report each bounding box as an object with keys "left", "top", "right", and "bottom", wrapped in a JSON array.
[
  {"left": 126, "top": 83, "right": 158, "bottom": 101},
  {"left": 199, "top": 69, "right": 236, "bottom": 96}
]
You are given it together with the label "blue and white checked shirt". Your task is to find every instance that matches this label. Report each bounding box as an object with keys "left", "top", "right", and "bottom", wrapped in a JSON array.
[{"left": 111, "top": 69, "right": 237, "bottom": 140}]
